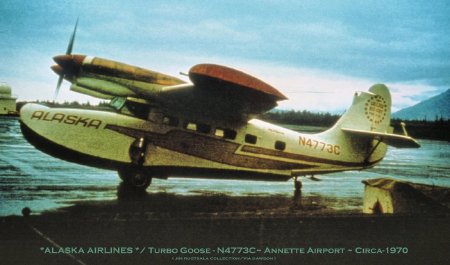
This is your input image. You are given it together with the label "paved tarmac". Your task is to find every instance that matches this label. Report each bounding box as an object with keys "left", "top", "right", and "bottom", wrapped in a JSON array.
[{"left": 1, "top": 190, "right": 448, "bottom": 265}]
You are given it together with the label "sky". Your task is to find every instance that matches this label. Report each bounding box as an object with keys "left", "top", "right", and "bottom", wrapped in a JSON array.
[{"left": 1, "top": 0, "right": 449, "bottom": 113}]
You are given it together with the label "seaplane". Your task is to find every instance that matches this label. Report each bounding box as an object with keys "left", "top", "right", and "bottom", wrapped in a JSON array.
[{"left": 20, "top": 22, "right": 420, "bottom": 192}]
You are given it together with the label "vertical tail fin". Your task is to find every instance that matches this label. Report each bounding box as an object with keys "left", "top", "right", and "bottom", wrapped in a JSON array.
[
  {"left": 323, "top": 84, "right": 420, "bottom": 149},
  {"left": 335, "top": 84, "right": 392, "bottom": 133}
]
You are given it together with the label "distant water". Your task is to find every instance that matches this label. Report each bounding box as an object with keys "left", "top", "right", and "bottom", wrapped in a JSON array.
[{"left": 1, "top": 117, "right": 449, "bottom": 216}]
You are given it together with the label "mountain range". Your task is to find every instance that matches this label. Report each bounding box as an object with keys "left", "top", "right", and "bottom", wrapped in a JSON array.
[{"left": 392, "top": 89, "right": 450, "bottom": 121}]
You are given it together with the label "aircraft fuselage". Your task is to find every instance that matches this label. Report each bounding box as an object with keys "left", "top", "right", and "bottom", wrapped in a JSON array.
[{"left": 20, "top": 102, "right": 385, "bottom": 182}]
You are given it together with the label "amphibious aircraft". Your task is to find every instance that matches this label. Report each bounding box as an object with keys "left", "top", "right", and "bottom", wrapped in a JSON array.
[{"left": 20, "top": 22, "right": 420, "bottom": 192}]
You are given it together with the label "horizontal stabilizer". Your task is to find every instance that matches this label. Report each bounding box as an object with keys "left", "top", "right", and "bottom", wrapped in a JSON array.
[{"left": 342, "top": 128, "right": 420, "bottom": 148}]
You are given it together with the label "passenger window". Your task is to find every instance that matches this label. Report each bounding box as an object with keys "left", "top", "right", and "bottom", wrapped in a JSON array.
[
  {"left": 185, "top": 122, "right": 197, "bottom": 131},
  {"left": 163, "top": 116, "right": 179, "bottom": 127},
  {"left": 184, "top": 121, "right": 211, "bottom": 134},
  {"left": 224, "top": 129, "right": 237, "bottom": 140},
  {"left": 215, "top": 128, "right": 225, "bottom": 137},
  {"left": 197, "top": 123, "right": 211, "bottom": 134},
  {"left": 245, "top": 134, "right": 257, "bottom": 144},
  {"left": 215, "top": 128, "right": 237, "bottom": 140},
  {"left": 275, "top": 141, "right": 286, "bottom": 151}
]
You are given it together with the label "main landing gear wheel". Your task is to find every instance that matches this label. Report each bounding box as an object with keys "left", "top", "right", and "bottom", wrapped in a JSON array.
[
  {"left": 118, "top": 136, "right": 152, "bottom": 191},
  {"left": 118, "top": 168, "right": 152, "bottom": 191}
]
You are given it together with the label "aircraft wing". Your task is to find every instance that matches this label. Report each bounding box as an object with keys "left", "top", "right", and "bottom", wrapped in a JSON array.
[
  {"left": 52, "top": 55, "right": 287, "bottom": 121},
  {"left": 150, "top": 64, "right": 287, "bottom": 121}
]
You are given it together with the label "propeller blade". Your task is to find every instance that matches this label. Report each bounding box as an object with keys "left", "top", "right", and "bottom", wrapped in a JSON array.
[
  {"left": 54, "top": 75, "right": 64, "bottom": 100},
  {"left": 54, "top": 18, "right": 78, "bottom": 100},
  {"left": 66, "top": 17, "right": 78, "bottom": 55}
]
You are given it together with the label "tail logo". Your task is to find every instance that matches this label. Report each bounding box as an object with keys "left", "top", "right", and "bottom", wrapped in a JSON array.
[{"left": 364, "top": 95, "right": 388, "bottom": 129}]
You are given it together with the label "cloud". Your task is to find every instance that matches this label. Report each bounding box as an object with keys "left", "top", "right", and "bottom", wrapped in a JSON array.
[
  {"left": 207, "top": 59, "right": 442, "bottom": 113},
  {"left": 240, "top": 63, "right": 376, "bottom": 112},
  {"left": 5, "top": 42, "right": 442, "bottom": 115},
  {"left": 2, "top": 0, "right": 448, "bottom": 111}
]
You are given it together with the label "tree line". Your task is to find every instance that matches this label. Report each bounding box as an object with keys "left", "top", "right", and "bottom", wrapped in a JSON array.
[{"left": 260, "top": 109, "right": 449, "bottom": 141}]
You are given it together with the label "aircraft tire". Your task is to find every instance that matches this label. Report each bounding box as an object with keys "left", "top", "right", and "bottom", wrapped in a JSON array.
[{"left": 118, "top": 168, "right": 152, "bottom": 190}]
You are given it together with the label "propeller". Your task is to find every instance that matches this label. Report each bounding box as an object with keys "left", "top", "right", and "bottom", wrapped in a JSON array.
[{"left": 53, "top": 18, "right": 79, "bottom": 100}]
